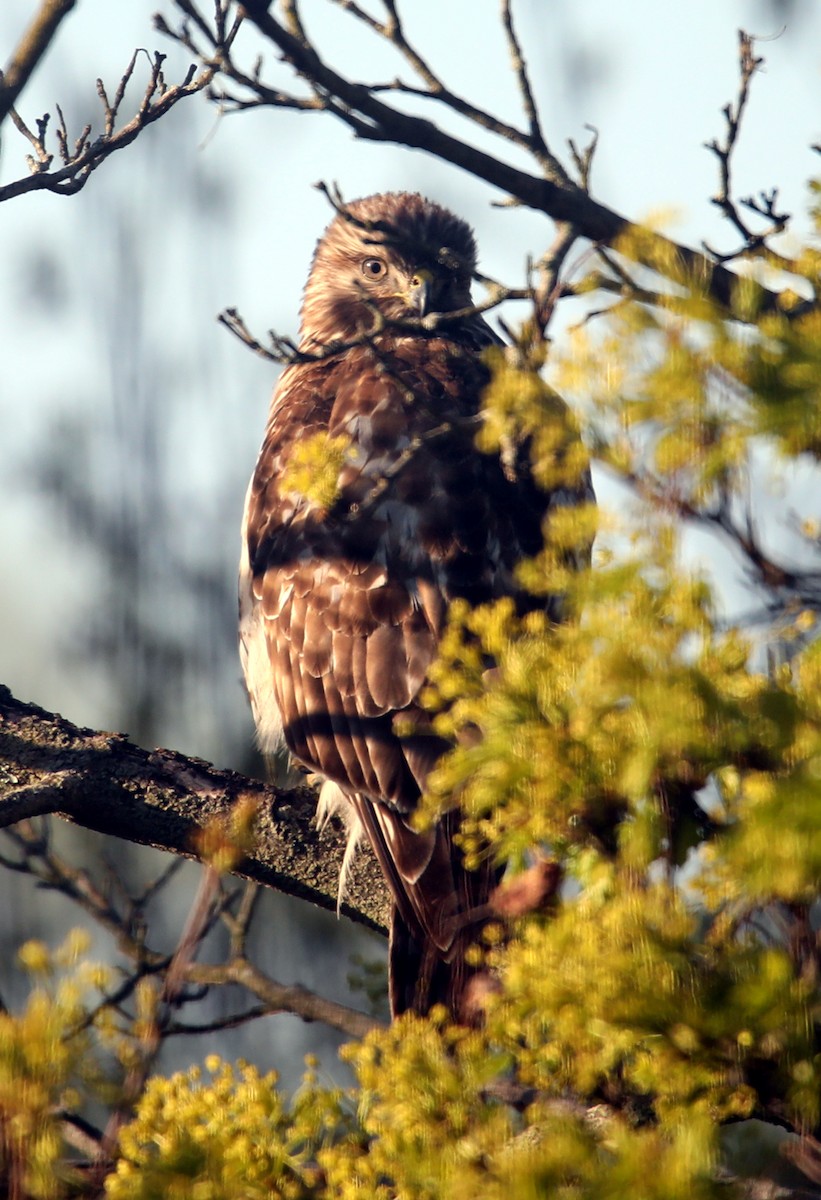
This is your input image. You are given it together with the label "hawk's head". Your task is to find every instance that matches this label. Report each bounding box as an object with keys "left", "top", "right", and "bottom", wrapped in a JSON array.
[{"left": 299, "top": 192, "right": 481, "bottom": 348}]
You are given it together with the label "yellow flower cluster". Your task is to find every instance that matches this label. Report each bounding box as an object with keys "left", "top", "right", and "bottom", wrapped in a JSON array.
[
  {"left": 106, "top": 1058, "right": 352, "bottom": 1200},
  {"left": 0, "top": 930, "right": 110, "bottom": 1199}
]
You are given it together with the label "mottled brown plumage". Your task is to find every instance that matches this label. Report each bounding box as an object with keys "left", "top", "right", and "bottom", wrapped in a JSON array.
[{"left": 239, "top": 192, "right": 586, "bottom": 1017}]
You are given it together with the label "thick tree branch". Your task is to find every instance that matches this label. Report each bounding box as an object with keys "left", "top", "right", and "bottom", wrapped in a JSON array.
[{"left": 0, "top": 684, "right": 390, "bottom": 933}]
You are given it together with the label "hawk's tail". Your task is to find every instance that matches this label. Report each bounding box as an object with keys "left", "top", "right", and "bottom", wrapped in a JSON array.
[
  {"left": 349, "top": 794, "right": 498, "bottom": 1022},
  {"left": 388, "top": 897, "right": 492, "bottom": 1021}
]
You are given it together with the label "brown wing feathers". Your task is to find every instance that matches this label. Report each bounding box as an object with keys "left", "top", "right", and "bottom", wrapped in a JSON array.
[{"left": 240, "top": 192, "right": 578, "bottom": 1019}]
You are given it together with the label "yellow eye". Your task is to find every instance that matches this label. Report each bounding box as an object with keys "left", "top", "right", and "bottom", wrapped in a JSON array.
[{"left": 361, "top": 257, "right": 386, "bottom": 278}]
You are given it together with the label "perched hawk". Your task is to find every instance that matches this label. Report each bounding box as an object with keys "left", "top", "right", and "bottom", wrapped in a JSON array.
[{"left": 240, "top": 192, "right": 587, "bottom": 1018}]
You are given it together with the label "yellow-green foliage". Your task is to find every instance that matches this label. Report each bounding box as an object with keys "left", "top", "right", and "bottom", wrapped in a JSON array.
[
  {"left": 278, "top": 431, "right": 352, "bottom": 511},
  {"left": 334, "top": 1014, "right": 722, "bottom": 1198},
  {"left": 554, "top": 190, "right": 821, "bottom": 490},
  {"left": 479, "top": 344, "right": 591, "bottom": 492},
  {"left": 336, "top": 1015, "right": 513, "bottom": 1198},
  {"left": 106, "top": 1058, "right": 356, "bottom": 1200},
  {"left": 108, "top": 1033, "right": 724, "bottom": 1200},
  {"left": 0, "top": 931, "right": 112, "bottom": 1199},
  {"left": 735, "top": 187, "right": 821, "bottom": 458},
  {"left": 742, "top": 303, "right": 821, "bottom": 457},
  {"left": 421, "top": 525, "right": 814, "bottom": 876},
  {"left": 487, "top": 880, "right": 815, "bottom": 1127}
]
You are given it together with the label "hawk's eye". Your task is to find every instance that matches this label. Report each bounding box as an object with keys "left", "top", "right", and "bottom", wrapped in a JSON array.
[{"left": 361, "top": 257, "right": 386, "bottom": 279}]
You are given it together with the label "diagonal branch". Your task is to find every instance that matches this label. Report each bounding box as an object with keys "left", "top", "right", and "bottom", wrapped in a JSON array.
[
  {"left": 0, "top": 683, "right": 390, "bottom": 933},
  {"left": 186, "top": 958, "right": 380, "bottom": 1039},
  {"left": 0, "top": 49, "right": 218, "bottom": 203},
  {"left": 221, "top": 1, "right": 804, "bottom": 318}
]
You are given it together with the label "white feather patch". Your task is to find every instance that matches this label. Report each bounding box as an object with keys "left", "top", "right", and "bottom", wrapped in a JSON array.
[
  {"left": 238, "top": 483, "right": 284, "bottom": 756},
  {"left": 316, "top": 780, "right": 363, "bottom": 915}
]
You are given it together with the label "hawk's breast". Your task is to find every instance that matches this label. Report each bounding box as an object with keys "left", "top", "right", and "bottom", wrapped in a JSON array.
[{"left": 240, "top": 335, "right": 547, "bottom": 807}]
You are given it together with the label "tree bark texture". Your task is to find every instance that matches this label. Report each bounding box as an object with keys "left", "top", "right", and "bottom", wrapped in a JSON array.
[{"left": 0, "top": 684, "right": 390, "bottom": 933}]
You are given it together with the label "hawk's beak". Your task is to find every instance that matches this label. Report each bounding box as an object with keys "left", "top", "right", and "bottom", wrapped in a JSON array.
[{"left": 407, "top": 268, "right": 434, "bottom": 317}]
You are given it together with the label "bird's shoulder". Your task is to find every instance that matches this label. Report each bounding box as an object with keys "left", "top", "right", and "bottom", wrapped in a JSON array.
[
  {"left": 255, "top": 335, "right": 487, "bottom": 464},
  {"left": 291, "top": 331, "right": 487, "bottom": 399}
]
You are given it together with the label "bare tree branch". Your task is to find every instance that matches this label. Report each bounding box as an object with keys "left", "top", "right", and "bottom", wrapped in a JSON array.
[
  {"left": 0, "top": 48, "right": 219, "bottom": 203},
  {"left": 0, "top": 0, "right": 77, "bottom": 126},
  {"left": 0, "top": 679, "right": 385, "bottom": 1175},
  {"left": 185, "top": 958, "right": 380, "bottom": 1039},
  {"left": 704, "top": 30, "right": 792, "bottom": 266},
  {"left": 171, "top": 0, "right": 811, "bottom": 317},
  {"left": 500, "top": 0, "right": 563, "bottom": 179},
  {"left": 596, "top": 458, "right": 821, "bottom": 611},
  {"left": 0, "top": 683, "right": 390, "bottom": 933}
]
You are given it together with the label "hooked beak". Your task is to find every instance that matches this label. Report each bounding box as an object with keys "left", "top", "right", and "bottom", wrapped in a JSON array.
[{"left": 407, "top": 268, "right": 435, "bottom": 317}]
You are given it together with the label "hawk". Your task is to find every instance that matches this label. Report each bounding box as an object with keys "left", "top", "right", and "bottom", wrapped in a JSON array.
[{"left": 240, "top": 192, "right": 588, "bottom": 1018}]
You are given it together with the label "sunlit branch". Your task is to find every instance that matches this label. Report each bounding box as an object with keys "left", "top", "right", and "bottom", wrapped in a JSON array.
[
  {"left": 0, "top": 684, "right": 389, "bottom": 932},
  {"left": 185, "top": 959, "right": 382, "bottom": 1039}
]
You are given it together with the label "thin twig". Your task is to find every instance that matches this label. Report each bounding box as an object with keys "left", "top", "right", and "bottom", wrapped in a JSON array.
[
  {"left": 531, "top": 221, "right": 579, "bottom": 337},
  {"left": 703, "top": 30, "right": 791, "bottom": 264},
  {"left": 336, "top": 0, "right": 554, "bottom": 159},
  {"left": 163, "top": 1004, "right": 273, "bottom": 1035},
  {"left": 567, "top": 125, "right": 599, "bottom": 190},
  {"left": 501, "top": 0, "right": 566, "bottom": 180}
]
